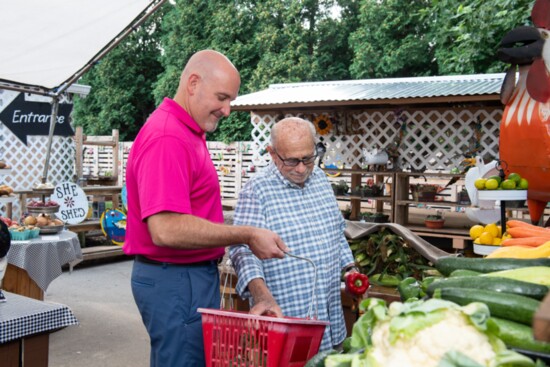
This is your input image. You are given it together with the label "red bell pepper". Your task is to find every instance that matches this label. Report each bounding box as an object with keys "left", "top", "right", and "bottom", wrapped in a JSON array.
[{"left": 346, "top": 272, "right": 369, "bottom": 297}]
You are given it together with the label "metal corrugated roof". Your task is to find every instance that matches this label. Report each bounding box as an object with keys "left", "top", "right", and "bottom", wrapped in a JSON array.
[{"left": 232, "top": 73, "right": 505, "bottom": 110}]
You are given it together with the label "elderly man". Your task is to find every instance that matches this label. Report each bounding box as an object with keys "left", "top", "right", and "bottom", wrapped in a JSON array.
[
  {"left": 229, "top": 117, "right": 355, "bottom": 351},
  {"left": 124, "top": 50, "right": 288, "bottom": 367}
]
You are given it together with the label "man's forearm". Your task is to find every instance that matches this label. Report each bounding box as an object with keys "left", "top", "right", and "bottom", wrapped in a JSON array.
[{"left": 147, "top": 212, "right": 252, "bottom": 249}]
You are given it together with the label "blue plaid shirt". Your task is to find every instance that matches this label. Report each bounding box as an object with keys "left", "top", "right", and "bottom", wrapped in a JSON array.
[{"left": 229, "top": 163, "right": 354, "bottom": 351}]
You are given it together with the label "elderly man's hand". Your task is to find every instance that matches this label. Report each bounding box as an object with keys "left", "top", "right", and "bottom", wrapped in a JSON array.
[
  {"left": 248, "top": 228, "right": 289, "bottom": 259},
  {"left": 250, "top": 298, "right": 283, "bottom": 318}
]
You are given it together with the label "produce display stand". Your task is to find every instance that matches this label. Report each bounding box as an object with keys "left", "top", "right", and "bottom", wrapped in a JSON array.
[
  {"left": 473, "top": 190, "right": 527, "bottom": 256},
  {"left": 478, "top": 189, "right": 527, "bottom": 230}
]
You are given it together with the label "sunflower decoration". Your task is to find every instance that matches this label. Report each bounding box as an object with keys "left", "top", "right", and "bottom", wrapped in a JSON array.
[{"left": 313, "top": 114, "right": 333, "bottom": 136}]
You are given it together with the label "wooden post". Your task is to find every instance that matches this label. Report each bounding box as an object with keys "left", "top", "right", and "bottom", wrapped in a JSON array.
[
  {"left": 350, "top": 165, "right": 362, "bottom": 220},
  {"left": 75, "top": 126, "right": 84, "bottom": 180}
]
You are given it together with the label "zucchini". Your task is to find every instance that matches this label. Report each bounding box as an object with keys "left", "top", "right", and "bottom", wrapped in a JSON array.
[
  {"left": 435, "top": 287, "right": 540, "bottom": 325},
  {"left": 449, "top": 269, "right": 482, "bottom": 277},
  {"left": 434, "top": 257, "right": 550, "bottom": 276},
  {"left": 483, "top": 266, "right": 550, "bottom": 286},
  {"left": 427, "top": 276, "right": 549, "bottom": 300},
  {"left": 491, "top": 317, "right": 550, "bottom": 354},
  {"left": 369, "top": 273, "right": 400, "bottom": 287}
]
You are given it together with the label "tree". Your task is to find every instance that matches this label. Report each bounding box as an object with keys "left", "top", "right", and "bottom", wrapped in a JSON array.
[
  {"left": 72, "top": 5, "right": 167, "bottom": 141},
  {"left": 427, "top": 0, "right": 535, "bottom": 74},
  {"left": 349, "top": 0, "right": 436, "bottom": 79}
]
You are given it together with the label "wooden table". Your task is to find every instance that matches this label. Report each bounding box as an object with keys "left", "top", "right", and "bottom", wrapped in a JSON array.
[
  {"left": 0, "top": 291, "right": 78, "bottom": 367},
  {"left": 4, "top": 231, "right": 82, "bottom": 300}
]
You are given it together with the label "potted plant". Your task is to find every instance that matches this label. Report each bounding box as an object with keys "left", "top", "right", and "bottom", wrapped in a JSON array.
[
  {"left": 351, "top": 185, "right": 363, "bottom": 197},
  {"left": 410, "top": 183, "right": 439, "bottom": 202},
  {"left": 332, "top": 180, "right": 349, "bottom": 196},
  {"left": 425, "top": 211, "right": 445, "bottom": 229},
  {"left": 342, "top": 206, "right": 352, "bottom": 220}
]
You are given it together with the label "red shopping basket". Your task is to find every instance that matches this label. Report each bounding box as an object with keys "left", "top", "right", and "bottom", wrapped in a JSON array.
[{"left": 198, "top": 308, "right": 329, "bottom": 367}]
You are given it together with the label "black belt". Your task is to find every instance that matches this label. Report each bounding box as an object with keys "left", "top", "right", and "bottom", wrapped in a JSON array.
[{"left": 135, "top": 255, "right": 219, "bottom": 267}]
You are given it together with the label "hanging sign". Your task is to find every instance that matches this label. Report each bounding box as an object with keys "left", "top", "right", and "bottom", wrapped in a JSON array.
[
  {"left": 0, "top": 92, "right": 73, "bottom": 145},
  {"left": 51, "top": 182, "right": 88, "bottom": 224}
]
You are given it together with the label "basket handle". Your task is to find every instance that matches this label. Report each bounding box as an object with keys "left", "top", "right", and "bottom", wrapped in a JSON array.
[
  {"left": 285, "top": 252, "right": 318, "bottom": 319},
  {"left": 223, "top": 251, "right": 319, "bottom": 319}
]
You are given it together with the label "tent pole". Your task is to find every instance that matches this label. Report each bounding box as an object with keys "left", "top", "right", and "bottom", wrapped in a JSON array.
[{"left": 41, "top": 96, "right": 59, "bottom": 184}]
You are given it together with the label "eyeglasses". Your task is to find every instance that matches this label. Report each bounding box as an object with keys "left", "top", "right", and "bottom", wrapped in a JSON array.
[{"left": 274, "top": 150, "right": 317, "bottom": 167}]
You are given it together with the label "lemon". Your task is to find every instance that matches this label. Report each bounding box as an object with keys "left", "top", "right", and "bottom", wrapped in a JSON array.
[
  {"left": 484, "top": 223, "right": 500, "bottom": 238},
  {"left": 474, "top": 178, "right": 487, "bottom": 190},
  {"left": 469, "top": 224, "right": 485, "bottom": 240},
  {"left": 478, "top": 232, "right": 494, "bottom": 245},
  {"left": 519, "top": 178, "right": 528, "bottom": 190},
  {"left": 485, "top": 179, "right": 499, "bottom": 190},
  {"left": 508, "top": 172, "right": 522, "bottom": 183},
  {"left": 501, "top": 179, "right": 516, "bottom": 190},
  {"left": 492, "top": 237, "right": 502, "bottom": 246},
  {"left": 497, "top": 225, "right": 502, "bottom": 238}
]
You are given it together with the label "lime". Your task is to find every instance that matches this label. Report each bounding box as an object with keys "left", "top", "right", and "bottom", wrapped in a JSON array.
[
  {"left": 478, "top": 231, "right": 494, "bottom": 245},
  {"left": 485, "top": 178, "right": 499, "bottom": 190},
  {"left": 508, "top": 172, "right": 522, "bottom": 183},
  {"left": 484, "top": 223, "right": 499, "bottom": 238},
  {"left": 469, "top": 224, "right": 484, "bottom": 240},
  {"left": 501, "top": 179, "right": 516, "bottom": 190},
  {"left": 519, "top": 178, "right": 528, "bottom": 190},
  {"left": 474, "top": 178, "right": 487, "bottom": 190},
  {"left": 487, "top": 175, "right": 502, "bottom": 185}
]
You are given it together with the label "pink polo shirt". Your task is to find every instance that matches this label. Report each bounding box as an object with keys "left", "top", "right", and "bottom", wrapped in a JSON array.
[{"left": 123, "top": 98, "right": 225, "bottom": 263}]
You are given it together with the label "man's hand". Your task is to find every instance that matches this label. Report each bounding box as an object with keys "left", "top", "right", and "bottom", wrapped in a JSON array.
[
  {"left": 248, "top": 278, "right": 283, "bottom": 317},
  {"left": 250, "top": 298, "right": 283, "bottom": 318},
  {"left": 247, "top": 228, "right": 289, "bottom": 259}
]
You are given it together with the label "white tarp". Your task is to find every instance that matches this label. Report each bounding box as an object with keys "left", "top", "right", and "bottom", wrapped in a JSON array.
[{"left": 0, "top": 0, "right": 160, "bottom": 92}]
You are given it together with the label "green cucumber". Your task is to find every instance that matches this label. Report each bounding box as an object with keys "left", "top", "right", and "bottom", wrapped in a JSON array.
[
  {"left": 491, "top": 317, "right": 550, "bottom": 354},
  {"left": 435, "top": 287, "right": 540, "bottom": 325},
  {"left": 434, "top": 257, "right": 550, "bottom": 276},
  {"left": 483, "top": 266, "right": 550, "bottom": 286},
  {"left": 427, "top": 276, "right": 549, "bottom": 300},
  {"left": 369, "top": 273, "right": 400, "bottom": 287},
  {"left": 449, "top": 269, "right": 482, "bottom": 277}
]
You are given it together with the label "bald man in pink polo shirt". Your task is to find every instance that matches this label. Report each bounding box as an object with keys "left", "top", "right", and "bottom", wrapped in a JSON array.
[{"left": 124, "top": 50, "right": 288, "bottom": 367}]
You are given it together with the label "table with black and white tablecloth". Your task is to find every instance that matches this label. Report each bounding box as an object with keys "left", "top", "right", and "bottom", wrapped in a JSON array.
[
  {"left": 0, "top": 291, "right": 78, "bottom": 344},
  {"left": 6, "top": 230, "right": 83, "bottom": 291}
]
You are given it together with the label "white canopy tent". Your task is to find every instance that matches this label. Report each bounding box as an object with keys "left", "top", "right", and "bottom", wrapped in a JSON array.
[{"left": 0, "top": 0, "right": 166, "bottom": 183}]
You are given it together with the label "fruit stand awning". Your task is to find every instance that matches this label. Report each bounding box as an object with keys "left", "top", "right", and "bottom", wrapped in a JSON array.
[
  {"left": 232, "top": 73, "right": 505, "bottom": 110},
  {"left": 0, "top": 0, "right": 165, "bottom": 95}
]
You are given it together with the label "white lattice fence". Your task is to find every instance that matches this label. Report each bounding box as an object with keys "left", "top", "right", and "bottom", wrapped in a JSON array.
[
  {"left": 82, "top": 145, "right": 116, "bottom": 177},
  {"left": 118, "top": 141, "right": 257, "bottom": 199},
  {"left": 0, "top": 123, "right": 75, "bottom": 219},
  {"left": 250, "top": 106, "right": 502, "bottom": 172}
]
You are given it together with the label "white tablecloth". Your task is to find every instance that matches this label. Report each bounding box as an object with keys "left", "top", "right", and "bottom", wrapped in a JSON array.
[
  {"left": 0, "top": 291, "right": 78, "bottom": 344},
  {"left": 6, "top": 230, "right": 83, "bottom": 291}
]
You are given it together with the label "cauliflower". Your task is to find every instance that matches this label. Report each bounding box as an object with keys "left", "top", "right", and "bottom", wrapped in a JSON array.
[
  {"left": 369, "top": 306, "right": 496, "bottom": 366},
  {"left": 325, "top": 298, "right": 540, "bottom": 367}
]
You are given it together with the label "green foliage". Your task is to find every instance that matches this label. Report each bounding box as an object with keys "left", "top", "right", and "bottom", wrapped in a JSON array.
[
  {"left": 426, "top": 0, "right": 535, "bottom": 74},
  {"left": 71, "top": 0, "right": 536, "bottom": 142},
  {"left": 350, "top": 0, "right": 436, "bottom": 79},
  {"left": 72, "top": 4, "right": 167, "bottom": 141}
]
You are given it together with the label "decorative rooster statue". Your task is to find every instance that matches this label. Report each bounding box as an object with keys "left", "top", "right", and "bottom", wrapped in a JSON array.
[{"left": 497, "top": 0, "right": 550, "bottom": 224}]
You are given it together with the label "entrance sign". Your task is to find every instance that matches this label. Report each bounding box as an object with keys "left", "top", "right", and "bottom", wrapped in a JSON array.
[
  {"left": 51, "top": 182, "right": 88, "bottom": 224},
  {"left": 0, "top": 92, "right": 73, "bottom": 145}
]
